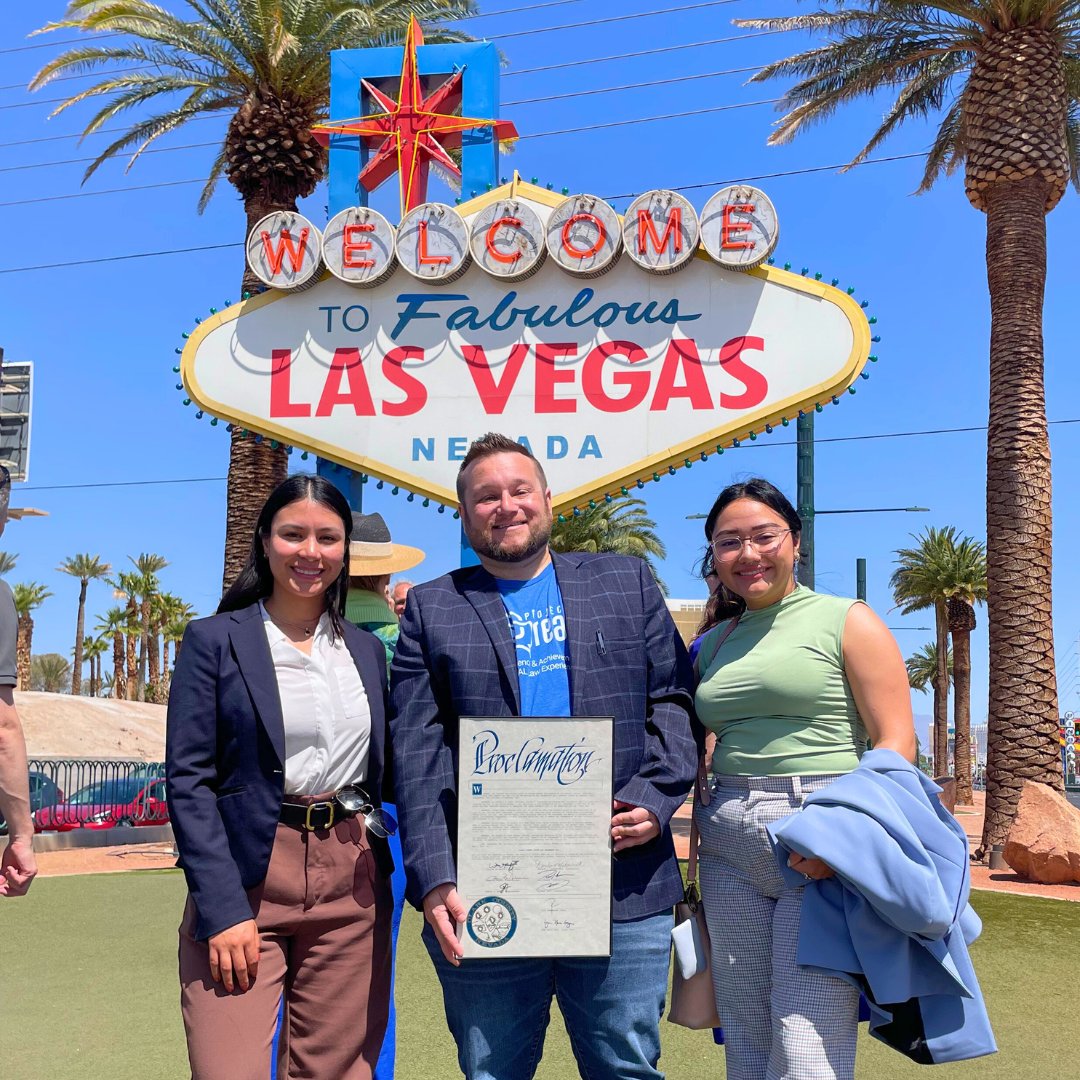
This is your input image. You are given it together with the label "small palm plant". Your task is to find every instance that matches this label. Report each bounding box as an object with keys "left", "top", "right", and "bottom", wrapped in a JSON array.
[
  {"left": 13, "top": 583, "right": 52, "bottom": 691},
  {"left": 550, "top": 496, "right": 668, "bottom": 594}
]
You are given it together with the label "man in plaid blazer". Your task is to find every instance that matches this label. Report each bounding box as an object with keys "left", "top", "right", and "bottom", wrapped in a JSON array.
[{"left": 389, "top": 433, "right": 697, "bottom": 1080}]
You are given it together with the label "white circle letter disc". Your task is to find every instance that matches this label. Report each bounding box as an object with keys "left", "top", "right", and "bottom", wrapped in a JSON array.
[
  {"left": 323, "top": 206, "right": 397, "bottom": 287},
  {"left": 396, "top": 203, "right": 471, "bottom": 284},
  {"left": 246, "top": 211, "right": 323, "bottom": 290},
  {"left": 623, "top": 190, "right": 700, "bottom": 275},
  {"left": 469, "top": 199, "right": 546, "bottom": 282},
  {"left": 545, "top": 194, "right": 622, "bottom": 277},
  {"left": 700, "top": 187, "right": 779, "bottom": 271}
]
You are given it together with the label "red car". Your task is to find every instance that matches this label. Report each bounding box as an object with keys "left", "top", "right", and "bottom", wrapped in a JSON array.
[{"left": 33, "top": 777, "right": 169, "bottom": 832}]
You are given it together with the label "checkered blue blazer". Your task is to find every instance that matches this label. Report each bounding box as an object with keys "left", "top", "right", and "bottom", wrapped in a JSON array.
[{"left": 388, "top": 550, "right": 698, "bottom": 921}]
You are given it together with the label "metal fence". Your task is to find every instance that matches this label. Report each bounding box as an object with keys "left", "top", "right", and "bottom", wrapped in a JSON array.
[{"left": 18, "top": 758, "right": 168, "bottom": 832}]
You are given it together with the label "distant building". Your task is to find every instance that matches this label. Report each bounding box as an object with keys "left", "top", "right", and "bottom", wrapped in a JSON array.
[{"left": 666, "top": 599, "right": 707, "bottom": 647}]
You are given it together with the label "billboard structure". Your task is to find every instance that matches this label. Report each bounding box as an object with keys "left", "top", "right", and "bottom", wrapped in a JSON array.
[{"left": 0, "top": 359, "right": 32, "bottom": 484}]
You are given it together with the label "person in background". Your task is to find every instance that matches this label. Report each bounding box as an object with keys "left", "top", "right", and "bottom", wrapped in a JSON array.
[
  {"left": 345, "top": 516, "right": 424, "bottom": 666},
  {"left": 344, "top": 513, "right": 423, "bottom": 1080},
  {"left": 693, "top": 477, "right": 916, "bottom": 1080},
  {"left": 0, "top": 465, "right": 36, "bottom": 898},
  {"left": 167, "top": 474, "right": 396, "bottom": 1080},
  {"left": 390, "top": 579, "right": 414, "bottom": 619}
]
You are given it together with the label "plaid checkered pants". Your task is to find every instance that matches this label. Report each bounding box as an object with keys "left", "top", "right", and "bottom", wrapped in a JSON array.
[{"left": 696, "top": 775, "right": 859, "bottom": 1080}]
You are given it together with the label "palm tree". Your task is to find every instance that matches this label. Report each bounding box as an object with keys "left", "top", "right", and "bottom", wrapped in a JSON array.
[
  {"left": 32, "top": 0, "right": 480, "bottom": 591},
  {"left": 57, "top": 554, "right": 112, "bottom": 696},
  {"left": 95, "top": 607, "right": 130, "bottom": 700},
  {"left": 0, "top": 552, "right": 18, "bottom": 576},
  {"left": 31, "top": 653, "right": 72, "bottom": 694},
  {"left": 81, "top": 635, "right": 110, "bottom": 697},
  {"left": 110, "top": 571, "right": 143, "bottom": 699},
  {"left": 129, "top": 554, "right": 168, "bottom": 703},
  {"left": 550, "top": 496, "right": 668, "bottom": 594},
  {"left": 160, "top": 599, "right": 197, "bottom": 702},
  {"left": 892, "top": 528, "right": 955, "bottom": 773},
  {"left": 942, "top": 538, "right": 989, "bottom": 806},
  {"left": 12, "top": 583, "right": 51, "bottom": 691},
  {"left": 906, "top": 641, "right": 953, "bottom": 695},
  {"left": 735, "top": 0, "right": 1077, "bottom": 853}
]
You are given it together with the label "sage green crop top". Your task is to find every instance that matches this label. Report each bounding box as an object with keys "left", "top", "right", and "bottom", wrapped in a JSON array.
[{"left": 695, "top": 586, "right": 868, "bottom": 776}]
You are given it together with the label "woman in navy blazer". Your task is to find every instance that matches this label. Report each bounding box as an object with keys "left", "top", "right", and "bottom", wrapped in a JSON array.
[{"left": 167, "top": 474, "right": 395, "bottom": 1080}]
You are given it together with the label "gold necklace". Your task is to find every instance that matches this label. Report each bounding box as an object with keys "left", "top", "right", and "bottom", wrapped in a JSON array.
[{"left": 265, "top": 606, "right": 320, "bottom": 637}]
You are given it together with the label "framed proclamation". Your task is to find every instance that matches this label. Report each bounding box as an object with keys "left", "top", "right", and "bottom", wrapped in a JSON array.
[{"left": 456, "top": 716, "right": 615, "bottom": 959}]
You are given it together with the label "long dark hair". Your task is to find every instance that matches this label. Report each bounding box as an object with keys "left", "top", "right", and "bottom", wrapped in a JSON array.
[
  {"left": 218, "top": 474, "right": 353, "bottom": 635},
  {"left": 701, "top": 478, "right": 802, "bottom": 621}
]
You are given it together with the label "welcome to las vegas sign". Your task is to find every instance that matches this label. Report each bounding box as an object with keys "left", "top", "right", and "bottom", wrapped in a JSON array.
[{"left": 181, "top": 174, "right": 870, "bottom": 515}]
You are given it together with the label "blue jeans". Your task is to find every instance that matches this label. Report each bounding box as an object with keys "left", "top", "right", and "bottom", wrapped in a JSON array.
[{"left": 423, "top": 910, "right": 673, "bottom": 1080}]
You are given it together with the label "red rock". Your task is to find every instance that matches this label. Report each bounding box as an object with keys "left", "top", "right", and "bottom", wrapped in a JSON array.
[{"left": 1003, "top": 781, "right": 1080, "bottom": 884}]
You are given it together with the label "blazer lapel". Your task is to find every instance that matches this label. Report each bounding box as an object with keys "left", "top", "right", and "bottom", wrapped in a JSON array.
[
  {"left": 460, "top": 568, "right": 521, "bottom": 714},
  {"left": 228, "top": 605, "right": 286, "bottom": 766},
  {"left": 550, "top": 552, "right": 591, "bottom": 715}
]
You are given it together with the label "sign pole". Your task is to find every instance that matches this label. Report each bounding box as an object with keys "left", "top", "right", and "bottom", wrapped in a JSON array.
[
  {"left": 856, "top": 557, "right": 867, "bottom": 602},
  {"left": 797, "top": 413, "right": 815, "bottom": 590}
]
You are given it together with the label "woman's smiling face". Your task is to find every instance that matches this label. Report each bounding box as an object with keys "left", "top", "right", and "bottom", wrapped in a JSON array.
[{"left": 710, "top": 497, "right": 799, "bottom": 610}]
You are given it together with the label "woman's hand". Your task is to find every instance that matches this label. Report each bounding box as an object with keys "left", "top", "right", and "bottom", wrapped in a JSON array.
[
  {"left": 787, "top": 853, "right": 835, "bottom": 881},
  {"left": 208, "top": 919, "right": 260, "bottom": 992}
]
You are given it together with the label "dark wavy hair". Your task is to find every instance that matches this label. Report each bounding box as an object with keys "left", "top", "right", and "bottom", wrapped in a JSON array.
[
  {"left": 701, "top": 477, "right": 802, "bottom": 620},
  {"left": 218, "top": 474, "right": 352, "bottom": 636}
]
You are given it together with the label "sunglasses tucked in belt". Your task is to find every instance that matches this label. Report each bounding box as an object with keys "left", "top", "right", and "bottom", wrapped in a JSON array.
[{"left": 279, "top": 785, "right": 398, "bottom": 837}]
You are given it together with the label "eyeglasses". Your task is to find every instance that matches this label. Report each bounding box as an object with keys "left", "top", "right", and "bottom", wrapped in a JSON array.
[
  {"left": 335, "top": 786, "right": 399, "bottom": 839},
  {"left": 710, "top": 528, "right": 792, "bottom": 558}
]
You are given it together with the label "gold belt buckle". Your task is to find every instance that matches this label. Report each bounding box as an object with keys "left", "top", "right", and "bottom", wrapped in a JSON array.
[{"left": 304, "top": 801, "right": 335, "bottom": 831}]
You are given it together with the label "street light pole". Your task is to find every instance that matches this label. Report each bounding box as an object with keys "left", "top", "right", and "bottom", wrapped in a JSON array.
[{"left": 796, "top": 413, "right": 815, "bottom": 589}]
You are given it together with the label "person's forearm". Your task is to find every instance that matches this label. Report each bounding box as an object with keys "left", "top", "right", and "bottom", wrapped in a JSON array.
[{"left": 0, "top": 706, "right": 33, "bottom": 839}]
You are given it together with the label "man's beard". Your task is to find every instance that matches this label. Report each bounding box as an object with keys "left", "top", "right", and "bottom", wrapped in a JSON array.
[{"left": 466, "top": 514, "right": 552, "bottom": 564}]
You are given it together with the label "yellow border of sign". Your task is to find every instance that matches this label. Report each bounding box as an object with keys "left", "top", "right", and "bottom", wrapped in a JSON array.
[{"left": 181, "top": 174, "right": 871, "bottom": 515}]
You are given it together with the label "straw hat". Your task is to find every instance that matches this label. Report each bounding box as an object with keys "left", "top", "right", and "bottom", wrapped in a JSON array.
[{"left": 348, "top": 512, "right": 425, "bottom": 575}]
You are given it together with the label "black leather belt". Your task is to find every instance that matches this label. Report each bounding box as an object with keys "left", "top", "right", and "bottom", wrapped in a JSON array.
[{"left": 279, "top": 798, "right": 357, "bottom": 831}]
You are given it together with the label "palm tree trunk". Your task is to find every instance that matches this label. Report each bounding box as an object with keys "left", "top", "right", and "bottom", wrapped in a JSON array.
[
  {"left": 16, "top": 615, "right": 31, "bottom": 691},
  {"left": 71, "top": 580, "right": 87, "bottom": 695},
  {"left": 933, "top": 601, "right": 949, "bottom": 775},
  {"left": 980, "top": 177, "right": 1062, "bottom": 854},
  {"left": 148, "top": 618, "right": 161, "bottom": 702},
  {"left": 221, "top": 196, "right": 291, "bottom": 595},
  {"left": 137, "top": 597, "right": 150, "bottom": 703},
  {"left": 113, "top": 631, "right": 126, "bottom": 700},
  {"left": 162, "top": 640, "right": 171, "bottom": 702},
  {"left": 953, "top": 628, "right": 973, "bottom": 806},
  {"left": 125, "top": 597, "right": 138, "bottom": 700}
]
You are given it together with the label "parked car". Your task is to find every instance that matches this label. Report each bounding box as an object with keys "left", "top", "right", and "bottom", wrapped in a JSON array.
[
  {"left": 0, "top": 770, "right": 64, "bottom": 835},
  {"left": 33, "top": 777, "right": 168, "bottom": 832}
]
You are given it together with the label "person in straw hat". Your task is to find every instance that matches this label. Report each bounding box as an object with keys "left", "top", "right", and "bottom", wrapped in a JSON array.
[{"left": 346, "top": 513, "right": 425, "bottom": 668}]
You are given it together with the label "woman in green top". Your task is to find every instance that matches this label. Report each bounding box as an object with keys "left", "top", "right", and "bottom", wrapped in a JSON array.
[{"left": 694, "top": 478, "right": 915, "bottom": 1080}]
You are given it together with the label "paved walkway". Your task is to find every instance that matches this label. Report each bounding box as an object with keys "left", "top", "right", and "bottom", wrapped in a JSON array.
[{"left": 673, "top": 789, "right": 1080, "bottom": 903}]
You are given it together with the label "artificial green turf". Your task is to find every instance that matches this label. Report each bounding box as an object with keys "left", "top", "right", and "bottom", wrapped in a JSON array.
[{"left": 1, "top": 871, "right": 1075, "bottom": 1079}]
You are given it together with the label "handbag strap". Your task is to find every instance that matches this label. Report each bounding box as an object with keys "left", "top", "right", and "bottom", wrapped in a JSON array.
[{"left": 686, "top": 613, "right": 741, "bottom": 893}]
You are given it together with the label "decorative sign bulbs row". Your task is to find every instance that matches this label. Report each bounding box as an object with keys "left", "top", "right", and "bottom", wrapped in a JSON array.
[{"left": 247, "top": 186, "right": 780, "bottom": 291}]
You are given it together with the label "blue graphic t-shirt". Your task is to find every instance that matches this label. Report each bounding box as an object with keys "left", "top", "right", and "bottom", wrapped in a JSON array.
[{"left": 495, "top": 562, "right": 571, "bottom": 717}]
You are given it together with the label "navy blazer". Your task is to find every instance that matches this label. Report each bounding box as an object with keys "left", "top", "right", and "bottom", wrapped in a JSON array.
[
  {"left": 166, "top": 602, "right": 392, "bottom": 941},
  {"left": 388, "top": 551, "right": 698, "bottom": 921}
]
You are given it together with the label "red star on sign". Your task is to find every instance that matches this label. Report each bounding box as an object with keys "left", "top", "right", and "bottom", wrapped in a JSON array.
[{"left": 313, "top": 17, "right": 518, "bottom": 215}]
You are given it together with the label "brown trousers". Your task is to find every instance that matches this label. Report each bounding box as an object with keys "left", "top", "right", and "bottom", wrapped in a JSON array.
[{"left": 179, "top": 817, "right": 392, "bottom": 1080}]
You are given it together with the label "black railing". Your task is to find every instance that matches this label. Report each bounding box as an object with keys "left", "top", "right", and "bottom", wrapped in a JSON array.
[{"left": 15, "top": 758, "right": 169, "bottom": 833}]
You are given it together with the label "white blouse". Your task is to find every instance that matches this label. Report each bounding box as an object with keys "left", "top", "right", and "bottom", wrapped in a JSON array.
[{"left": 260, "top": 603, "right": 372, "bottom": 796}]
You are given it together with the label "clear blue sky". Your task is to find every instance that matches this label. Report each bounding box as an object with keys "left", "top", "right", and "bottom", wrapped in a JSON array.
[{"left": 3, "top": 1, "right": 1080, "bottom": 741}]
